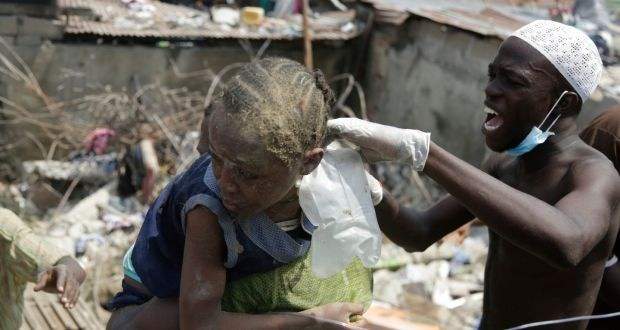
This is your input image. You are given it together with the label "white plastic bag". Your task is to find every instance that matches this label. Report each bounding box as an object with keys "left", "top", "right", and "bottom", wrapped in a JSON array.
[{"left": 298, "top": 142, "right": 382, "bottom": 278}]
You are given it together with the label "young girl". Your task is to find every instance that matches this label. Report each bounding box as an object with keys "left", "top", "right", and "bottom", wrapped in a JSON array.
[{"left": 107, "top": 58, "right": 372, "bottom": 329}]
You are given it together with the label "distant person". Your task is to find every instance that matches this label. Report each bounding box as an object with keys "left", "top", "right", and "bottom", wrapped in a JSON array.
[{"left": 581, "top": 106, "right": 620, "bottom": 329}]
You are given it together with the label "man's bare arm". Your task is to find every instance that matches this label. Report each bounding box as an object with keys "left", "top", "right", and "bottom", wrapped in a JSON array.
[
  {"left": 423, "top": 143, "right": 619, "bottom": 268},
  {"left": 375, "top": 192, "right": 475, "bottom": 252},
  {"left": 373, "top": 152, "right": 501, "bottom": 252}
]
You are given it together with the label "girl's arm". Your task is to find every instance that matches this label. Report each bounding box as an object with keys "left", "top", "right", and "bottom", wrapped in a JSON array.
[{"left": 180, "top": 206, "right": 361, "bottom": 329}]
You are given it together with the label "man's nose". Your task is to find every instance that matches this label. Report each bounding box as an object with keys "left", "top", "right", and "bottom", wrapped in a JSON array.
[{"left": 485, "top": 80, "right": 502, "bottom": 100}]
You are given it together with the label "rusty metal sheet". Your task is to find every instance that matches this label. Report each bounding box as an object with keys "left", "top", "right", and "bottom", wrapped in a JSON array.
[{"left": 360, "top": 0, "right": 545, "bottom": 39}]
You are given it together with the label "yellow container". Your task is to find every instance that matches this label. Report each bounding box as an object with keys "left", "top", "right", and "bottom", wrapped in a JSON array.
[{"left": 241, "top": 7, "right": 265, "bottom": 26}]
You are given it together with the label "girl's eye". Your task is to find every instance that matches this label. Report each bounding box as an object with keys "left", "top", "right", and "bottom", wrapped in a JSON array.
[{"left": 236, "top": 167, "right": 258, "bottom": 180}]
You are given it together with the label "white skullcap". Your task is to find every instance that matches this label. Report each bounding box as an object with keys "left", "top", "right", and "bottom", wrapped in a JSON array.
[{"left": 511, "top": 20, "right": 603, "bottom": 102}]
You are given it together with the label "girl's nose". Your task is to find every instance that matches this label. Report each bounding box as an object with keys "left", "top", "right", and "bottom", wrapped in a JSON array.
[{"left": 218, "top": 166, "right": 239, "bottom": 195}]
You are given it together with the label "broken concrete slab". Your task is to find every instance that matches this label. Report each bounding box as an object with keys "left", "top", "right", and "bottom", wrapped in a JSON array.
[{"left": 27, "top": 181, "right": 62, "bottom": 211}]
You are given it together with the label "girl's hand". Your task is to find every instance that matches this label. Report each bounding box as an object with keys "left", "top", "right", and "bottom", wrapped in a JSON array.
[
  {"left": 34, "top": 256, "right": 86, "bottom": 309},
  {"left": 301, "top": 302, "right": 364, "bottom": 324}
]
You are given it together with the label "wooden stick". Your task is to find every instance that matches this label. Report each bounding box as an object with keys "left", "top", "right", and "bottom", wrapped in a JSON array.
[{"left": 302, "top": 0, "right": 313, "bottom": 70}]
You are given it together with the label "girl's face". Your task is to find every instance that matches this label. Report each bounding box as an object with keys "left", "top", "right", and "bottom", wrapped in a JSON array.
[{"left": 207, "top": 107, "right": 309, "bottom": 220}]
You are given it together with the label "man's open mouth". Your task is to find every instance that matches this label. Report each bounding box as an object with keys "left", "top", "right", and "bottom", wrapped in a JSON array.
[{"left": 483, "top": 107, "right": 504, "bottom": 132}]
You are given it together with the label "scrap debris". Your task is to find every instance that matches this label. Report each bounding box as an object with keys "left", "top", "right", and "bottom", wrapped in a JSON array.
[
  {"left": 59, "top": 0, "right": 361, "bottom": 40},
  {"left": 6, "top": 1, "right": 620, "bottom": 329}
]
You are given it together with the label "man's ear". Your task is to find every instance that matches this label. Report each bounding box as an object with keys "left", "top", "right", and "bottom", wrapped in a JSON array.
[
  {"left": 301, "top": 147, "right": 324, "bottom": 175},
  {"left": 557, "top": 91, "right": 581, "bottom": 116}
]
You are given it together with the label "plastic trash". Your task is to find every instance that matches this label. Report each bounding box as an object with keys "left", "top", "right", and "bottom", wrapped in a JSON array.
[{"left": 298, "top": 142, "right": 381, "bottom": 278}]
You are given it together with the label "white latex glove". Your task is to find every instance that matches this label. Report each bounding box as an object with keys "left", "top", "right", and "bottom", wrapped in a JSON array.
[
  {"left": 365, "top": 170, "right": 383, "bottom": 206},
  {"left": 328, "top": 118, "right": 431, "bottom": 171}
]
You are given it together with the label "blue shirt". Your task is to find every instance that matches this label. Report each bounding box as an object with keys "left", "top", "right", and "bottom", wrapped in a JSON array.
[{"left": 129, "top": 154, "right": 316, "bottom": 298}]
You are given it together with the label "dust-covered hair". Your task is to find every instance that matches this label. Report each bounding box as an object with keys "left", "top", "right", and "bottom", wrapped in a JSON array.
[{"left": 215, "top": 57, "right": 334, "bottom": 165}]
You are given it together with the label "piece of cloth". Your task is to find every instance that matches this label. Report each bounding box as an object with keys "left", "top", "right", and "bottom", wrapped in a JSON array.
[
  {"left": 108, "top": 252, "right": 372, "bottom": 313},
  {"left": 580, "top": 107, "right": 620, "bottom": 172},
  {"left": 512, "top": 20, "right": 603, "bottom": 101},
  {"left": 221, "top": 252, "right": 372, "bottom": 313},
  {"left": 84, "top": 128, "right": 115, "bottom": 155}
]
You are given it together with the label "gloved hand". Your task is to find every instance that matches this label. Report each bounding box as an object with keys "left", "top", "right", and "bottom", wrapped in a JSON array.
[
  {"left": 328, "top": 118, "right": 431, "bottom": 171},
  {"left": 365, "top": 170, "right": 383, "bottom": 206}
]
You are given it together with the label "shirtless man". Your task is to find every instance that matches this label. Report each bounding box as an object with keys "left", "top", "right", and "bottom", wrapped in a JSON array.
[{"left": 330, "top": 20, "right": 620, "bottom": 329}]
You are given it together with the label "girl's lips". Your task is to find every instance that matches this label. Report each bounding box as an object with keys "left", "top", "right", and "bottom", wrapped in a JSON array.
[{"left": 222, "top": 197, "right": 240, "bottom": 211}]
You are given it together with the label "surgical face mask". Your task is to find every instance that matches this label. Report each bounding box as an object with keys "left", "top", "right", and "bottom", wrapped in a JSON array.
[{"left": 506, "top": 91, "right": 576, "bottom": 156}]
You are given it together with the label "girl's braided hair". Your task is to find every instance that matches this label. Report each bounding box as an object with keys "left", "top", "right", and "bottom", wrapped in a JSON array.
[{"left": 217, "top": 57, "right": 334, "bottom": 166}]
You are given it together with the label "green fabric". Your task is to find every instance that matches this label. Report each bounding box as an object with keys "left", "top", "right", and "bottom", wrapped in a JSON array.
[{"left": 221, "top": 253, "right": 373, "bottom": 314}]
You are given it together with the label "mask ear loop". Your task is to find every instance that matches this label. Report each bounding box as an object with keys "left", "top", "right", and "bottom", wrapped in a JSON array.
[{"left": 538, "top": 91, "right": 576, "bottom": 133}]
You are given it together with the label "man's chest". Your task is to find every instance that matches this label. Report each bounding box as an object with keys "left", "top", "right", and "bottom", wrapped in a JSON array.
[{"left": 493, "top": 161, "right": 571, "bottom": 203}]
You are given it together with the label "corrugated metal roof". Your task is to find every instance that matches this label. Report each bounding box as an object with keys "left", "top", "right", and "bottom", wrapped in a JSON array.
[
  {"left": 362, "top": 0, "right": 552, "bottom": 39},
  {"left": 56, "top": 0, "right": 360, "bottom": 40}
]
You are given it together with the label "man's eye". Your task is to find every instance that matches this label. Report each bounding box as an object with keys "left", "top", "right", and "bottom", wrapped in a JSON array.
[{"left": 510, "top": 78, "right": 526, "bottom": 87}]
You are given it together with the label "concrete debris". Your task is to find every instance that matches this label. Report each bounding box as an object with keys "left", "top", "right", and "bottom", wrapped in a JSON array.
[
  {"left": 0, "top": 182, "right": 29, "bottom": 214},
  {"left": 75, "top": 233, "right": 106, "bottom": 256},
  {"left": 22, "top": 156, "right": 117, "bottom": 184},
  {"left": 211, "top": 6, "right": 240, "bottom": 26},
  {"left": 373, "top": 231, "right": 487, "bottom": 329},
  {"left": 26, "top": 181, "right": 62, "bottom": 211}
]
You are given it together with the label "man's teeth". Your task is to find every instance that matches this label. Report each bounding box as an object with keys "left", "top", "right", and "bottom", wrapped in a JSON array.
[{"left": 483, "top": 107, "right": 498, "bottom": 115}]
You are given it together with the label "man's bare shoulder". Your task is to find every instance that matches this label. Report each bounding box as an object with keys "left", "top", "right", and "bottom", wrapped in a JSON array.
[{"left": 568, "top": 143, "right": 620, "bottom": 197}]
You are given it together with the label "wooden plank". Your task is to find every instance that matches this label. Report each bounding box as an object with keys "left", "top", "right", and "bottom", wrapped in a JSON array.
[
  {"left": 22, "top": 300, "right": 37, "bottom": 328},
  {"left": 73, "top": 302, "right": 102, "bottom": 329},
  {"left": 33, "top": 293, "right": 63, "bottom": 329},
  {"left": 67, "top": 303, "right": 89, "bottom": 329},
  {"left": 51, "top": 301, "right": 79, "bottom": 330},
  {"left": 23, "top": 299, "right": 48, "bottom": 330}
]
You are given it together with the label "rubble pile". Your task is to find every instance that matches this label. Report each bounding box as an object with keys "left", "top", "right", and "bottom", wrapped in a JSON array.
[
  {"left": 370, "top": 163, "right": 489, "bottom": 329},
  {"left": 0, "top": 14, "right": 488, "bottom": 326},
  {"left": 374, "top": 236, "right": 487, "bottom": 329}
]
